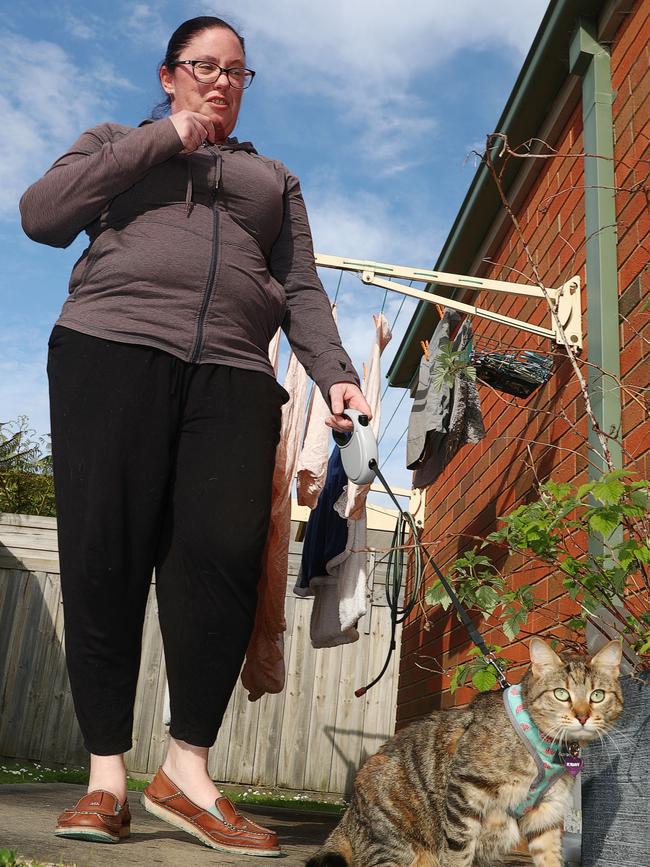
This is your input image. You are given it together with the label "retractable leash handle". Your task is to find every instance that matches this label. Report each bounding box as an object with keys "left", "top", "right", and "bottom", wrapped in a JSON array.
[{"left": 332, "top": 409, "right": 378, "bottom": 485}]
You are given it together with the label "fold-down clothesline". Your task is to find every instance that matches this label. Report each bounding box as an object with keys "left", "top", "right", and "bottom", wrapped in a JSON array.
[{"left": 315, "top": 253, "right": 583, "bottom": 349}]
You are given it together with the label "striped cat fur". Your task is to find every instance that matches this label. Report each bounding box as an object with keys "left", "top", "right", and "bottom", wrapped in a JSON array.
[{"left": 306, "top": 638, "right": 623, "bottom": 867}]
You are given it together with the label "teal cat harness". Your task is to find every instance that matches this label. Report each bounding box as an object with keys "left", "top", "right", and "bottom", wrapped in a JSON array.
[{"left": 503, "top": 684, "right": 575, "bottom": 818}]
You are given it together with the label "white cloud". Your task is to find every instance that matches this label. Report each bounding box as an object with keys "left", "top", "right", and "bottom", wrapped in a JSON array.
[
  {"left": 209, "top": 0, "right": 549, "bottom": 166},
  {"left": 307, "top": 186, "right": 439, "bottom": 267},
  {"left": 63, "top": 10, "right": 101, "bottom": 40},
  {"left": 121, "top": 2, "right": 170, "bottom": 51},
  {"left": 0, "top": 34, "right": 135, "bottom": 220}
]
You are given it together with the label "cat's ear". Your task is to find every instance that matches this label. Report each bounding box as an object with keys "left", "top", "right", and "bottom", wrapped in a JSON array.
[
  {"left": 589, "top": 640, "right": 622, "bottom": 676},
  {"left": 529, "top": 637, "right": 563, "bottom": 677}
]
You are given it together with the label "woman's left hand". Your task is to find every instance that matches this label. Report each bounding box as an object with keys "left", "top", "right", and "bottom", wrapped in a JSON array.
[{"left": 326, "top": 382, "right": 373, "bottom": 433}]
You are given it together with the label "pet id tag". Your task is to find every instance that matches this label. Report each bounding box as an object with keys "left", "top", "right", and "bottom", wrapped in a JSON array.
[{"left": 563, "top": 756, "right": 583, "bottom": 777}]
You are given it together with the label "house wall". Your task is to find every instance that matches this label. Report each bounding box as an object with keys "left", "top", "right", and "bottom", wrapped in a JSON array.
[{"left": 397, "top": 0, "right": 649, "bottom": 729}]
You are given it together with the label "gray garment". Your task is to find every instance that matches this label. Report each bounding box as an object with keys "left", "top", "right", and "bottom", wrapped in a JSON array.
[
  {"left": 407, "top": 311, "right": 485, "bottom": 489},
  {"left": 19, "top": 119, "right": 359, "bottom": 404},
  {"left": 406, "top": 309, "right": 458, "bottom": 470}
]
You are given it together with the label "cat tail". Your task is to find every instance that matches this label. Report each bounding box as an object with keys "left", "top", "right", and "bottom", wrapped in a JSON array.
[
  {"left": 305, "top": 852, "right": 349, "bottom": 867},
  {"left": 305, "top": 828, "right": 352, "bottom": 866}
]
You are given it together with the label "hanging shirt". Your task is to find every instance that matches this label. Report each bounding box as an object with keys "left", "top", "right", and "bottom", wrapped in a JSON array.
[
  {"left": 241, "top": 350, "right": 307, "bottom": 701},
  {"left": 296, "top": 305, "right": 340, "bottom": 509},
  {"left": 343, "top": 313, "right": 392, "bottom": 520},
  {"left": 408, "top": 311, "right": 485, "bottom": 489},
  {"left": 295, "top": 447, "right": 349, "bottom": 593}
]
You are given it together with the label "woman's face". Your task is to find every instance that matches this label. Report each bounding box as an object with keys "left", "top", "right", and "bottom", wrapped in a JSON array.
[{"left": 160, "top": 27, "right": 245, "bottom": 141}]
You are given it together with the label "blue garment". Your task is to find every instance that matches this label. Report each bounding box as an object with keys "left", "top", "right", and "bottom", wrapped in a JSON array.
[{"left": 297, "top": 447, "right": 349, "bottom": 590}]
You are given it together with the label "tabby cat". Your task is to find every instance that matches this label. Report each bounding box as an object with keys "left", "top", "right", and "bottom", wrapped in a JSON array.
[{"left": 307, "top": 638, "right": 623, "bottom": 867}]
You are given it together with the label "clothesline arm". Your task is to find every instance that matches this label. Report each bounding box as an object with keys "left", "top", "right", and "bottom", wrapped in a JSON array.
[{"left": 314, "top": 253, "right": 582, "bottom": 350}]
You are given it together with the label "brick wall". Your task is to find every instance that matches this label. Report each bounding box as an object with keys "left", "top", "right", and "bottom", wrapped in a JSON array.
[{"left": 396, "top": 0, "right": 649, "bottom": 729}]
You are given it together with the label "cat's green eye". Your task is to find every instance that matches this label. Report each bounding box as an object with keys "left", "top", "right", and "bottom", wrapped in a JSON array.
[
  {"left": 554, "top": 688, "right": 571, "bottom": 701},
  {"left": 590, "top": 689, "right": 605, "bottom": 703}
]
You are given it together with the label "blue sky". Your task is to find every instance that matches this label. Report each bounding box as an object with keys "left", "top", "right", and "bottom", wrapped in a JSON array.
[{"left": 0, "top": 0, "right": 548, "bottom": 494}]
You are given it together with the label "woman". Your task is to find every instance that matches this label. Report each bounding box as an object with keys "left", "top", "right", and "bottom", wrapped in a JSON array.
[{"left": 20, "top": 15, "right": 370, "bottom": 858}]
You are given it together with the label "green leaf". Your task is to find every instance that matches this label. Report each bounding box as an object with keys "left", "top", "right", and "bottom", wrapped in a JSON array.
[
  {"left": 592, "top": 478, "right": 625, "bottom": 506},
  {"left": 546, "top": 481, "right": 572, "bottom": 501},
  {"left": 567, "top": 617, "right": 586, "bottom": 631},
  {"left": 472, "top": 668, "right": 498, "bottom": 692},
  {"left": 474, "top": 585, "right": 501, "bottom": 616},
  {"left": 425, "top": 581, "right": 452, "bottom": 611},
  {"left": 636, "top": 545, "right": 650, "bottom": 564},
  {"left": 588, "top": 509, "right": 621, "bottom": 536},
  {"left": 577, "top": 481, "right": 596, "bottom": 499},
  {"left": 503, "top": 607, "right": 528, "bottom": 641}
]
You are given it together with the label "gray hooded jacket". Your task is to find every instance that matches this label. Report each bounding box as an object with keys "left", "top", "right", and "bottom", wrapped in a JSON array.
[{"left": 20, "top": 117, "right": 359, "bottom": 402}]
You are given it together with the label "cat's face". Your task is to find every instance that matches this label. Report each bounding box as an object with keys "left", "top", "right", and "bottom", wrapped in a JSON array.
[{"left": 524, "top": 638, "right": 624, "bottom": 745}]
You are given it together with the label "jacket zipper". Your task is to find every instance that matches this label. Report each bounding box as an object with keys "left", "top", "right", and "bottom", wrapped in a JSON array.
[{"left": 189, "top": 149, "right": 222, "bottom": 363}]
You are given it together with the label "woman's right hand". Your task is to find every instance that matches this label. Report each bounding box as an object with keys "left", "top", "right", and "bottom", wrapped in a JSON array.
[{"left": 169, "top": 111, "right": 218, "bottom": 154}]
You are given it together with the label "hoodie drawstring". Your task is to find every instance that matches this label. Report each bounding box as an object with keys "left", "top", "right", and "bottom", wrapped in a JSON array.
[{"left": 185, "top": 159, "right": 194, "bottom": 217}]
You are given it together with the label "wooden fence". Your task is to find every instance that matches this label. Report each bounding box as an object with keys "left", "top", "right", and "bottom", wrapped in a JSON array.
[{"left": 0, "top": 510, "right": 401, "bottom": 794}]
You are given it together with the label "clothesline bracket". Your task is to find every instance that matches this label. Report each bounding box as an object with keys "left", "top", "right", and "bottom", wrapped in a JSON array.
[{"left": 315, "top": 253, "right": 582, "bottom": 350}]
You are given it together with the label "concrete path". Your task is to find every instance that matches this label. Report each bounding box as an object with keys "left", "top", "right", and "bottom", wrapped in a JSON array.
[
  {"left": 0, "top": 783, "right": 535, "bottom": 866},
  {"left": 0, "top": 783, "right": 339, "bottom": 866}
]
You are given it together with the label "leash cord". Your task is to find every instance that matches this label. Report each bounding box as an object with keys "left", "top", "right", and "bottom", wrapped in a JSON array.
[{"left": 356, "top": 461, "right": 510, "bottom": 696}]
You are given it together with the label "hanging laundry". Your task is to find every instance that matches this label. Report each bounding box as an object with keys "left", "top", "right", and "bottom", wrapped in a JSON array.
[
  {"left": 342, "top": 313, "right": 392, "bottom": 520},
  {"left": 296, "top": 313, "right": 392, "bottom": 648},
  {"left": 294, "top": 447, "right": 366, "bottom": 647},
  {"left": 241, "top": 349, "right": 308, "bottom": 701},
  {"left": 295, "top": 447, "right": 349, "bottom": 594},
  {"left": 296, "top": 305, "right": 340, "bottom": 508},
  {"left": 407, "top": 310, "right": 485, "bottom": 490}
]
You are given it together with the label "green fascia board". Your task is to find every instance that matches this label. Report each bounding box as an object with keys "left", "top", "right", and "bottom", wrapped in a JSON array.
[{"left": 387, "top": 0, "right": 607, "bottom": 390}]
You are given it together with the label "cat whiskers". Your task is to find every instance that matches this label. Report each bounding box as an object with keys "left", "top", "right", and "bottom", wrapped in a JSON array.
[{"left": 544, "top": 722, "right": 569, "bottom": 753}]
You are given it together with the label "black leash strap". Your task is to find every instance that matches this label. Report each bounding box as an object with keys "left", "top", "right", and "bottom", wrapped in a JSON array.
[{"left": 368, "top": 460, "right": 511, "bottom": 691}]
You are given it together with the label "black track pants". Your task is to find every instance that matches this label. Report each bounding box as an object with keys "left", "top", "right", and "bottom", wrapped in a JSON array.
[{"left": 47, "top": 325, "right": 288, "bottom": 755}]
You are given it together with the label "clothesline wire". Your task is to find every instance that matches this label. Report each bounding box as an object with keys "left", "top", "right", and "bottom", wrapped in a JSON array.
[
  {"left": 390, "top": 281, "right": 412, "bottom": 331},
  {"left": 377, "top": 388, "right": 409, "bottom": 446},
  {"left": 379, "top": 287, "right": 389, "bottom": 315},
  {"left": 381, "top": 424, "right": 409, "bottom": 466},
  {"left": 380, "top": 281, "right": 413, "bottom": 402},
  {"left": 332, "top": 269, "right": 344, "bottom": 304}
]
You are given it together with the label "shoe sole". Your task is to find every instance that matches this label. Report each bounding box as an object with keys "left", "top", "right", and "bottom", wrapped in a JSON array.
[
  {"left": 54, "top": 826, "right": 128, "bottom": 843},
  {"left": 142, "top": 793, "right": 281, "bottom": 857}
]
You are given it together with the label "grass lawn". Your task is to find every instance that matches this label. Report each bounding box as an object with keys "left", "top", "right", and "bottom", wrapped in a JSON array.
[
  {"left": 0, "top": 848, "right": 73, "bottom": 867},
  {"left": 0, "top": 759, "right": 346, "bottom": 815}
]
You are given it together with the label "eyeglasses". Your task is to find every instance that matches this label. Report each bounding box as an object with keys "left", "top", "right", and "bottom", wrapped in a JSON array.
[{"left": 169, "top": 60, "right": 256, "bottom": 89}]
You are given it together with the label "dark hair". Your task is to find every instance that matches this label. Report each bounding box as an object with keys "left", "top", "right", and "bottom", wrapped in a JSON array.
[{"left": 152, "top": 16, "right": 246, "bottom": 118}]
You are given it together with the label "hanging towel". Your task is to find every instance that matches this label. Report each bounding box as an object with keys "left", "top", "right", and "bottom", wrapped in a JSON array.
[
  {"left": 308, "top": 510, "right": 367, "bottom": 648},
  {"left": 308, "top": 487, "right": 369, "bottom": 646},
  {"left": 240, "top": 349, "right": 308, "bottom": 701},
  {"left": 343, "top": 313, "right": 392, "bottom": 520},
  {"left": 407, "top": 311, "right": 485, "bottom": 489},
  {"left": 296, "top": 305, "right": 340, "bottom": 508}
]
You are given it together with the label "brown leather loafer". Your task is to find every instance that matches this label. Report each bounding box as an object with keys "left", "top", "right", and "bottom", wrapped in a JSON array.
[
  {"left": 143, "top": 767, "right": 281, "bottom": 857},
  {"left": 55, "top": 790, "right": 131, "bottom": 843}
]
